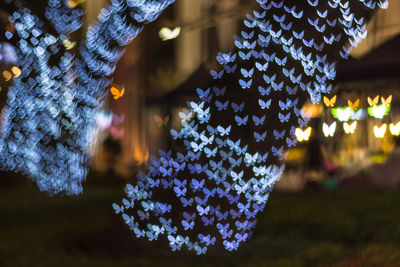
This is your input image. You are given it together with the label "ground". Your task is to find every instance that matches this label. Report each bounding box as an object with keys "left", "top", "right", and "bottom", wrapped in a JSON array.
[{"left": 0, "top": 172, "right": 400, "bottom": 266}]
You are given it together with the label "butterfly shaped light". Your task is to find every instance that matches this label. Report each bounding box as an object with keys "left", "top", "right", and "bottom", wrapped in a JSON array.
[
  {"left": 295, "top": 127, "right": 312, "bottom": 142},
  {"left": 323, "top": 95, "right": 336, "bottom": 107},
  {"left": 159, "top": 26, "right": 181, "bottom": 41},
  {"left": 368, "top": 95, "right": 379, "bottom": 106},
  {"left": 343, "top": 121, "right": 357, "bottom": 134},
  {"left": 350, "top": 109, "right": 365, "bottom": 121},
  {"left": 373, "top": 124, "right": 387, "bottom": 139},
  {"left": 390, "top": 122, "right": 400, "bottom": 136},
  {"left": 322, "top": 122, "right": 336, "bottom": 137},
  {"left": 110, "top": 85, "right": 125, "bottom": 100},
  {"left": 368, "top": 104, "right": 390, "bottom": 119},
  {"left": 381, "top": 95, "right": 392, "bottom": 106},
  {"left": 63, "top": 39, "right": 76, "bottom": 50},
  {"left": 348, "top": 99, "right": 360, "bottom": 110},
  {"left": 332, "top": 107, "right": 352, "bottom": 122},
  {"left": 11, "top": 66, "right": 21, "bottom": 77}
]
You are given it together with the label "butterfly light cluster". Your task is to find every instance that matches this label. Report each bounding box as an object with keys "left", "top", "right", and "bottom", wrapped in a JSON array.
[
  {"left": 0, "top": 0, "right": 174, "bottom": 195},
  {"left": 114, "top": 0, "right": 386, "bottom": 255}
]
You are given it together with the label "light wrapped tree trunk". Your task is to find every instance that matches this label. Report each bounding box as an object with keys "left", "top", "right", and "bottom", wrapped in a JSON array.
[{"left": 0, "top": 0, "right": 174, "bottom": 195}]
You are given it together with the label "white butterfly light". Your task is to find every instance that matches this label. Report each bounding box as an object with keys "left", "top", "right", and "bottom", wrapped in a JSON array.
[
  {"left": 159, "top": 26, "right": 181, "bottom": 41},
  {"left": 373, "top": 124, "right": 387, "bottom": 139},
  {"left": 322, "top": 122, "right": 336, "bottom": 137}
]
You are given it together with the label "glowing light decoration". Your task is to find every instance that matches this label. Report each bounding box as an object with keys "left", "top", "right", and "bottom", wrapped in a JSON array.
[
  {"left": 67, "top": 0, "right": 86, "bottom": 9},
  {"left": 348, "top": 99, "right": 360, "bottom": 110},
  {"left": 368, "top": 104, "right": 390, "bottom": 119},
  {"left": 381, "top": 95, "right": 392, "bottom": 106},
  {"left": 110, "top": 85, "right": 125, "bottom": 100},
  {"left": 95, "top": 111, "right": 113, "bottom": 131},
  {"left": 10, "top": 66, "right": 21, "bottom": 77},
  {"left": 389, "top": 122, "right": 400, "bottom": 136},
  {"left": 301, "top": 103, "right": 323, "bottom": 119},
  {"left": 2, "top": 70, "right": 12, "bottom": 81},
  {"left": 323, "top": 122, "right": 336, "bottom": 137},
  {"left": 374, "top": 124, "right": 387, "bottom": 139},
  {"left": 113, "top": 0, "right": 384, "bottom": 255},
  {"left": 0, "top": 0, "right": 174, "bottom": 195},
  {"left": 332, "top": 107, "right": 352, "bottom": 122},
  {"left": 159, "top": 26, "right": 181, "bottom": 41},
  {"left": 343, "top": 121, "right": 357, "bottom": 134},
  {"left": 350, "top": 108, "right": 365, "bottom": 121},
  {"left": 295, "top": 127, "right": 312, "bottom": 142},
  {"left": 368, "top": 95, "right": 380, "bottom": 106},
  {"left": 323, "top": 95, "right": 337, "bottom": 107}
]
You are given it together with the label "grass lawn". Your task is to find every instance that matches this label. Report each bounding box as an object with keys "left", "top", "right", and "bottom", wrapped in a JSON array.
[{"left": 1, "top": 172, "right": 400, "bottom": 266}]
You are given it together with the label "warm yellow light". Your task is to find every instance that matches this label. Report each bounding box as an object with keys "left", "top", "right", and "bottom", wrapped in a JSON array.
[
  {"left": 381, "top": 95, "right": 392, "bottom": 106},
  {"left": 389, "top": 122, "right": 400, "bottom": 136},
  {"left": 374, "top": 124, "right": 387, "bottom": 139},
  {"left": 67, "top": 0, "right": 85, "bottom": 8},
  {"left": 323, "top": 95, "right": 336, "bottom": 107},
  {"left": 295, "top": 127, "right": 312, "bottom": 142},
  {"left": 133, "top": 146, "right": 149, "bottom": 165},
  {"left": 301, "top": 103, "right": 323, "bottom": 119},
  {"left": 2, "top": 70, "right": 12, "bottom": 81},
  {"left": 368, "top": 95, "right": 379, "bottom": 106},
  {"left": 11, "top": 66, "right": 21, "bottom": 77},
  {"left": 348, "top": 99, "right": 360, "bottom": 110},
  {"left": 343, "top": 121, "right": 357, "bottom": 134},
  {"left": 110, "top": 85, "right": 125, "bottom": 100},
  {"left": 154, "top": 115, "right": 169, "bottom": 127},
  {"left": 63, "top": 40, "right": 76, "bottom": 50},
  {"left": 158, "top": 26, "right": 181, "bottom": 41}
]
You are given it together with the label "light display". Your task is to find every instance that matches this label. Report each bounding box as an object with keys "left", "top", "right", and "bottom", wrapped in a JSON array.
[
  {"left": 389, "top": 122, "right": 400, "bottom": 136},
  {"left": 295, "top": 127, "right": 312, "bottom": 142},
  {"left": 343, "top": 121, "right": 357, "bottom": 134},
  {"left": 373, "top": 123, "right": 387, "bottom": 138},
  {"left": 0, "top": 0, "right": 174, "bottom": 195},
  {"left": 323, "top": 95, "right": 336, "bottom": 107},
  {"left": 114, "top": 0, "right": 387, "bottom": 255},
  {"left": 368, "top": 95, "right": 380, "bottom": 106},
  {"left": 110, "top": 85, "right": 125, "bottom": 100},
  {"left": 368, "top": 104, "right": 390, "bottom": 119},
  {"left": 332, "top": 107, "right": 352, "bottom": 122},
  {"left": 322, "top": 122, "right": 336, "bottom": 137},
  {"left": 158, "top": 26, "right": 181, "bottom": 41},
  {"left": 347, "top": 99, "right": 360, "bottom": 110}
]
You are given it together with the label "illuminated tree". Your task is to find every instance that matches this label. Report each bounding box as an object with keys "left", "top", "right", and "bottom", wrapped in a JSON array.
[
  {"left": 114, "top": 0, "right": 388, "bottom": 254},
  {"left": 0, "top": 0, "right": 174, "bottom": 195}
]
